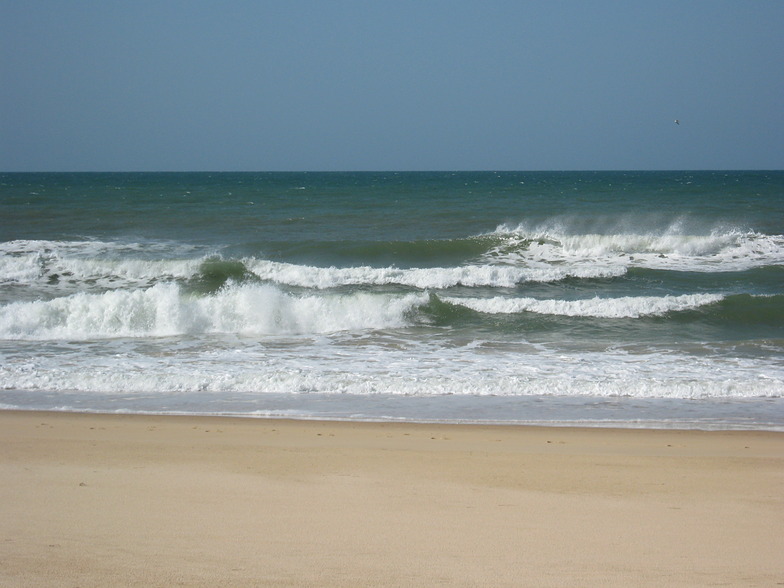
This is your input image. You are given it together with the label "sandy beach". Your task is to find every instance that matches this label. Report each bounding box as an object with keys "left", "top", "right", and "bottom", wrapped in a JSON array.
[{"left": 1, "top": 411, "right": 782, "bottom": 587}]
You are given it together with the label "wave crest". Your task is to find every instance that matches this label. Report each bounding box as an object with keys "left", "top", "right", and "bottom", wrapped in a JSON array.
[
  {"left": 0, "top": 283, "right": 428, "bottom": 340},
  {"left": 488, "top": 222, "right": 784, "bottom": 271},
  {"left": 443, "top": 293, "right": 724, "bottom": 318}
]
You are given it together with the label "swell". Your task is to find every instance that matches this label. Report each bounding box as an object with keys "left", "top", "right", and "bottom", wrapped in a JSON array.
[
  {"left": 227, "top": 236, "right": 503, "bottom": 267},
  {"left": 428, "top": 293, "right": 784, "bottom": 330},
  {"left": 626, "top": 266, "right": 784, "bottom": 295},
  {"left": 681, "top": 293, "right": 784, "bottom": 327}
]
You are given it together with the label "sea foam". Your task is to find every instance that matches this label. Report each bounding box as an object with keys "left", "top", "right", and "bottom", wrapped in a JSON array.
[
  {"left": 487, "top": 224, "right": 784, "bottom": 271},
  {"left": 0, "top": 283, "right": 427, "bottom": 340},
  {"left": 2, "top": 337, "right": 781, "bottom": 400},
  {"left": 245, "top": 259, "right": 625, "bottom": 289},
  {"left": 444, "top": 293, "right": 724, "bottom": 318}
]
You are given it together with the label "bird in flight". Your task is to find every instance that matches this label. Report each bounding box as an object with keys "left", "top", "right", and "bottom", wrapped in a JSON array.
[{"left": 674, "top": 119, "right": 680, "bottom": 125}]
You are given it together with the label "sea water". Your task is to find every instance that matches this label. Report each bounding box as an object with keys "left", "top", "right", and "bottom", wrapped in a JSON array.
[{"left": 1, "top": 171, "right": 782, "bottom": 429}]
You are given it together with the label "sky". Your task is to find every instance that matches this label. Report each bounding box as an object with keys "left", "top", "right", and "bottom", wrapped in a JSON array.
[{"left": 2, "top": 1, "right": 783, "bottom": 172}]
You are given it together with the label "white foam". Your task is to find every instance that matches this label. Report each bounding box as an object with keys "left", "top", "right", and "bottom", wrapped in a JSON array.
[
  {"left": 444, "top": 293, "right": 724, "bottom": 318},
  {"left": 1, "top": 338, "right": 781, "bottom": 400},
  {"left": 245, "top": 259, "right": 625, "bottom": 289},
  {"left": 0, "top": 283, "right": 427, "bottom": 340},
  {"left": 0, "top": 239, "right": 204, "bottom": 291},
  {"left": 0, "top": 239, "right": 626, "bottom": 293},
  {"left": 488, "top": 223, "right": 784, "bottom": 272}
]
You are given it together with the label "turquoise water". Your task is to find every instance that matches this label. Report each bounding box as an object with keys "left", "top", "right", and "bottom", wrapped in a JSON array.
[{"left": 1, "top": 171, "right": 782, "bottom": 428}]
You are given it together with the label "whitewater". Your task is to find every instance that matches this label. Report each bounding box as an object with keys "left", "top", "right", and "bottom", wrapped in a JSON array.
[{"left": 1, "top": 171, "right": 782, "bottom": 428}]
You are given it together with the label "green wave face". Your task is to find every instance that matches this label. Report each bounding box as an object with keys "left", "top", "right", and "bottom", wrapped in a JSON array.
[{"left": 188, "top": 258, "right": 257, "bottom": 294}]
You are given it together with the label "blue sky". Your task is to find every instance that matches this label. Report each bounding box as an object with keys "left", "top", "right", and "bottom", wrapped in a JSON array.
[{"left": 2, "top": 1, "right": 782, "bottom": 171}]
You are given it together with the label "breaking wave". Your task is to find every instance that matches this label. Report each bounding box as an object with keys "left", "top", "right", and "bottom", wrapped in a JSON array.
[
  {"left": 0, "top": 283, "right": 427, "bottom": 340},
  {"left": 486, "top": 222, "right": 784, "bottom": 271},
  {"left": 442, "top": 293, "right": 725, "bottom": 318}
]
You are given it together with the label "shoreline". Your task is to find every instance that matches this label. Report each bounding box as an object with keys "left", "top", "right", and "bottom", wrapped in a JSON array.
[
  {"left": 4, "top": 408, "right": 784, "bottom": 432},
  {"left": 2, "top": 410, "right": 783, "bottom": 587},
  {"left": 4, "top": 390, "right": 784, "bottom": 432}
]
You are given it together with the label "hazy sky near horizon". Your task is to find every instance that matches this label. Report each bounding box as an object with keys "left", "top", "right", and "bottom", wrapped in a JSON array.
[{"left": 2, "top": 1, "right": 782, "bottom": 172}]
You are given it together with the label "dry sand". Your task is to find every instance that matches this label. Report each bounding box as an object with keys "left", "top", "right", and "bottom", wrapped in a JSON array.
[{"left": 1, "top": 410, "right": 782, "bottom": 587}]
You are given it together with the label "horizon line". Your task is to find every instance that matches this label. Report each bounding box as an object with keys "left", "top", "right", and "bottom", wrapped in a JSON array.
[{"left": 2, "top": 168, "right": 782, "bottom": 174}]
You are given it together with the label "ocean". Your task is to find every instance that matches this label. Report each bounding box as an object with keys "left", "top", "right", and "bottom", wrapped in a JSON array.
[{"left": 1, "top": 171, "right": 782, "bottom": 429}]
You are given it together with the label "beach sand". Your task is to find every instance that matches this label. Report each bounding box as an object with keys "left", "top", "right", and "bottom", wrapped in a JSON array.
[{"left": 1, "top": 411, "right": 782, "bottom": 587}]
